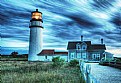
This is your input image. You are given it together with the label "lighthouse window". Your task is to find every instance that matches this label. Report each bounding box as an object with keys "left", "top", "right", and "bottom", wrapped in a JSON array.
[{"left": 32, "top": 12, "right": 42, "bottom": 19}]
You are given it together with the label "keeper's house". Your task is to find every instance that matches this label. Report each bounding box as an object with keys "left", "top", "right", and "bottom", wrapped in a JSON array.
[{"left": 67, "top": 36, "right": 106, "bottom": 62}]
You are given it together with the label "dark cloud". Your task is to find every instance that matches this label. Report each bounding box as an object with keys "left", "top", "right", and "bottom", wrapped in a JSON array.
[
  {"left": 65, "top": 14, "right": 100, "bottom": 27},
  {"left": 107, "top": 35, "right": 121, "bottom": 42},
  {"left": 44, "top": 44, "right": 66, "bottom": 48},
  {"left": 92, "top": 0, "right": 116, "bottom": 10},
  {"left": 89, "top": 30, "right": 105, "bottom": 36},
  {"left": 0, "top": 0, "right": 121, "bottom": 55},
  {"left": 1, "top": 34, "right": 13, "bottom": 38},
  {"left": 55, "top": 32, "right": 72, "bottom": 39},
  {"left": 1, "top": 34, "right": 29, "bottom": 42},
  {"left": 111, "top": 12, "right": 121, "bottom": 26}
]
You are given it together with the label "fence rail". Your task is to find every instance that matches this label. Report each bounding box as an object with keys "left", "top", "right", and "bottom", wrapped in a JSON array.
[{"left": 80, "top": 62, "right": 99, "bottom": 83}]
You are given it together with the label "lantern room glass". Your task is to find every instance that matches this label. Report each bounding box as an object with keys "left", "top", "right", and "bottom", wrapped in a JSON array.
[{"left": 32, "top": 12, "right": 42, "bottom": 20}]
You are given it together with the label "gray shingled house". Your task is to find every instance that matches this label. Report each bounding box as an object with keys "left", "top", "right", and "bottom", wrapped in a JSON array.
[{"left": 67, "top": 36, "right": 106, "bottom": 62}]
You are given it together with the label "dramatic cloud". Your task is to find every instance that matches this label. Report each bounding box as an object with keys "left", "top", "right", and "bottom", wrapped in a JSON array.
[{"left": 0, "top": 0, "right": 121, "bottom": 57}]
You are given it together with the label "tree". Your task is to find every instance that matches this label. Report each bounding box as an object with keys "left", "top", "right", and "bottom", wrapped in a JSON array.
[{"left": 11, "top": 51, "right": 18, "bottom": 58}]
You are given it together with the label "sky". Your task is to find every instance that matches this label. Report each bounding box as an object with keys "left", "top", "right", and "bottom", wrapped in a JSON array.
[{"left": 0, "top": 0, "right": 121, "bottom": 57}]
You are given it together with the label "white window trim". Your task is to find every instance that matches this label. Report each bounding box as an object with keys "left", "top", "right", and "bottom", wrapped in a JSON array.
[
  {"left": 80, "top": 42, "right": 87, "bottom": 50},
  {"left": 71, "top": 53, "right": 75, "bottom": 59},
  {"left": 92, "top": 53, "right": 100, "bottom": 59},
  {"left": 76, "top": 43, "right": 81, "bottom": 50}
]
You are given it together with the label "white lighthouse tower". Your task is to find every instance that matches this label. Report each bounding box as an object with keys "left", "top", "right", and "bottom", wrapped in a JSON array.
[{"left": 28, "top": 9, "right": 43, "bottom": 61}]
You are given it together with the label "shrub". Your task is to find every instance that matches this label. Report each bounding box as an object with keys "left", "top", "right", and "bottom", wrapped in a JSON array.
[
  {"left": 69, "top": 59, "right": 79, "bottom": 67},
  {"left": 115, "top": 58, "right": 121, "bottom": 62},
  {"left": 52, "top": 56, "right": 65, "bottom": 67}
]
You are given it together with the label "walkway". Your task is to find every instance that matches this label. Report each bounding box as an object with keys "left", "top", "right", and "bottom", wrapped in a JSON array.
[{"left": 87, "top": 63, "right": 121, "bottom": 83}]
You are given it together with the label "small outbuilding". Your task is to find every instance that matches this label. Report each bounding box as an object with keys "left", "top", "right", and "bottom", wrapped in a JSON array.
[{"left": 38, "top": 49, "right": 68, "bottom": 61}]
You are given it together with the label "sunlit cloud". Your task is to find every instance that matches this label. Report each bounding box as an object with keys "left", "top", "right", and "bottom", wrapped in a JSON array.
[
  {"left": 1, "top": 39, "right": 29, "bottom": 47},
  {"left": 106, "top": 46, "right": 121, "bottom": 57}
]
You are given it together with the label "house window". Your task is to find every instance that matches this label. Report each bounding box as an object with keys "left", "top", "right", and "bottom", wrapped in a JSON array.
[
  {"left": 77, "top": 53, "right": 81, "bottom": 58},
  {"left": 71, "top": 53, "right": 75, "bottom": 59},
  {"left": 93, "top": 55, "right": 95, "bottom": 58},
  {"left": 81, "top": 45, "right": 87, "bottom": 50},
  {"left": 76, "top": 43, "right": 81, "bottom": 50},
  {"left": 83, "top": 47, "right": 85, "bottom": 49},
  {"left": 82, "top": 53, "right": 86, "bottom": 59},
  {"left": 92, "top": 54, "right": 100, "bottom": 60},
  {"left": 96, "top": 54, "right": 100, "bottom": 61},
  {"left": 45, "top": 56, "right": 47, "bottom": 59}
]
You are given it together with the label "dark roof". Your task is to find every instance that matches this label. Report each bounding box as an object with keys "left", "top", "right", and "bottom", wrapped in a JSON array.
[
  {"left": 54, "top": 52, "right": 68, "bottom": 55},
  {"left": 67, "top": 41, "right": 106, "bottom": 50},
  {"left": 67, "top": 41, "right": 91, "bottom": 50},
  {"left": 38, "top": 50, "right": 68, "bottom": 56},
  {"left": 38, "top": 49, "right": 54, "bottom": 55},
  {"left": 88, "top": 44, "right": 106, "bottom": 50}
]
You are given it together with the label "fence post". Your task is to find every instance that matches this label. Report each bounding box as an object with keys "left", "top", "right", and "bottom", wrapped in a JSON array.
[
  {"left": 86, "top": 64, "right": 91, "bottom": 83},
  {"left": 80, "top": 61, "right": 86, "bottom": 81},
  {"left": 80, "top": 62, "right": 83, "bottom": 72}
]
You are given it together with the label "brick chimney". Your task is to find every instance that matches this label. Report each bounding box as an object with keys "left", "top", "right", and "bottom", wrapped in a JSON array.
[
  {"left": 81, "top": 35, "right": 83, "bottom": 42},
  {"left": 101, "top": 38, "right": 103, "bottom": 44}
]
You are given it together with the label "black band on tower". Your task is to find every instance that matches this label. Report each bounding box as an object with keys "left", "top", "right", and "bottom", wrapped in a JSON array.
[
  {"left": 29, "top": 26, "right": 43, "bottom": 28},
  {"left": 30, "top": 19, "right": 43, "bottom": 23}
]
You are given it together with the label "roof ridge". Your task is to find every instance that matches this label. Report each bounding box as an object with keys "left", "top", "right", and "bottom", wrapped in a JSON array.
[
  {"left": 91, "top": 44, "right": 105, "bottom": 45},
  {"left": 69, "top": 41, "right": 91, "bottom": 42}
]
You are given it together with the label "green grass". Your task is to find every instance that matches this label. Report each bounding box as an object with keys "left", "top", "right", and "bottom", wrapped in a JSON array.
[
  {"left": 0, "top": 61, "right": 84, "bottom": 83},
  {"left": 0, "top": 57, "right": 27, "bottom": 61}
]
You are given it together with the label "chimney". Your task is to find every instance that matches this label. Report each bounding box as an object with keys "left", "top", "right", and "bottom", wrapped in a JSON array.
[
  {"left": 101, "top": 38, "right": 103, "bottom": 44},
  {"left": 81, "top": 35, "right": 83, "bottom": 42}
]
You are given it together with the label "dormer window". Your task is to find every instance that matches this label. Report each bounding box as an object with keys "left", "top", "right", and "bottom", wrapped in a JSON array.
[
  {"left": 82, "top": 45, "right": 87, "bottom": 50},
  {"left": 76, "top": 43, "right": 81, "bottom": 50},
  {"left": 83, "top": 46, "right": 86, "bottom": 50},
  {"left": 81, "top": 42, "right": 87, "bottom": 50}
]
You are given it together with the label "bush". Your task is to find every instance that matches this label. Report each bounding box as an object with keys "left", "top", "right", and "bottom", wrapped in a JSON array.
[
  {"left": 115, "top": 58, "right": 121, "bottom": 62},
  {"left": 69, "top": 59, "right": 79, "bottom": 67},
  {"left": 52, "top": 56, "right": 65, "bottom": 67}
]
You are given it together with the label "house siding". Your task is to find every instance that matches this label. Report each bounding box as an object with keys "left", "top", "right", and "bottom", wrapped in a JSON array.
[
  {"left": 68, "top": 50, "right": 105, "bottom": 61},
  {"left": 38, "top": 54, "right": 68, "bottom": 61},
  {"left": 68, "top": 49, "right": 89, "bottom": 62},
  {"left": 38, "top": 55, "right": 53, "bottom": 61}
]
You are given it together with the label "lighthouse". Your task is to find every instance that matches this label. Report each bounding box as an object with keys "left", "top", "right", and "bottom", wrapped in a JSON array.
[{"left": 28, "top": 9, "right": 43, "bottom": 61}]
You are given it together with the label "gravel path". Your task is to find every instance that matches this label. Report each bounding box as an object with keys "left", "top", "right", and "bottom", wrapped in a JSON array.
[{"left": 87, "top": 63, "right": 121, "bottom": 83}]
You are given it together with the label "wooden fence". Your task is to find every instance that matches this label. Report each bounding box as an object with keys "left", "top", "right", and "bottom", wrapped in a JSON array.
[{"left": 79, "top": 61, "right": 100, "bottom": 83}]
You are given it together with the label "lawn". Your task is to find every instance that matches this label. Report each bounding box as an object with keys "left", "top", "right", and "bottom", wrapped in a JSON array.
[{"left": 0, "top": 61, "right": 84, "bottom": 83}]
